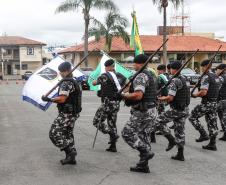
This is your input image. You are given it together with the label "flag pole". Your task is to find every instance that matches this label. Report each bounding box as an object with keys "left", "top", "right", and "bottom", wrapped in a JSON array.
[{"left": 44, "top": 48, "right": 98, "bottom": 97}]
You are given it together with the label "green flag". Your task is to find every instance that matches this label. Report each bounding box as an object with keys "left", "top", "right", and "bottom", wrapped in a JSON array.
[
  {"left": 130, "top": 11, "right": 144, "bottom": 56},
  {"left": 88, "top": 53, "right": 133, "bottom": 91}
]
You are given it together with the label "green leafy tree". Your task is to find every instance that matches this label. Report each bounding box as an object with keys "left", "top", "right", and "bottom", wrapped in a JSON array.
[
  {"left": 88, "top": 10, "right": 129, "bottom": 52},
  {"left": 152, "top": 0, "right": 181, "bottom": 65},
  {"left": 56, "top": 0, "right": 117, "bottom": 67}
]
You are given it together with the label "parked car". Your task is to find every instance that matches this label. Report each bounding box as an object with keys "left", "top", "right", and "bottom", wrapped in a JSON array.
[
  {"left": 181, "top": 68, "right": 200, "bottom": 85},
  {"left": 79, "top": 67, "right": 94, "bottom": 90},
  {"left": 22, "top": 71, "right": 33, "bottom": 80}
]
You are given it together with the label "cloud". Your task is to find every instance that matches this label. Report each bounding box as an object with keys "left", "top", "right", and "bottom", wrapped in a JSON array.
[{"left": 0, "top": 0, "right": 226, "bottom": 45}]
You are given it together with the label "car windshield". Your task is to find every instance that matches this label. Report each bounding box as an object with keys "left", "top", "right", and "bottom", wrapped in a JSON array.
[{"left": 181, "top": 68, "right": 195, "bottom": 74}]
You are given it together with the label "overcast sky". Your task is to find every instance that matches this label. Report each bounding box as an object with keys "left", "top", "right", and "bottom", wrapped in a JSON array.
[{"left": 0, "top": 0, "right": 226, "bottom": 46}]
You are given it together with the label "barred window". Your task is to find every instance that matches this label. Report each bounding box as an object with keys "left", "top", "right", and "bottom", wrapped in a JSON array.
[{"left": 27, "top": 47, "right": 34, "bottom": 55}]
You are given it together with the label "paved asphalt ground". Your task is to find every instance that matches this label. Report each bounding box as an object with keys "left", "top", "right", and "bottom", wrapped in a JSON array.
[{"left": 0, "top": 83, "right": 226, "bottom": 185}]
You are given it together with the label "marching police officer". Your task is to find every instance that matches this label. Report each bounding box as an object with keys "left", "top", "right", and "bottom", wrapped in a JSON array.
[
  {"left": 42, "top": 61, "right": 82, "bottom": 165},
  {"left": 216, "top": 63, "right": 226, "bottom": 141},
  {"left": 155, "top": 61, "right": 190, "bottom": 161},
  {"left": 189, "top": 60, "right": 220, "bottom": 151},
  {"left": 92, "top": 59, "right": 126, "bottom": 152},
  {"left": 150, "top": 64, "right": 169, "bottom": 141},
  {"left": 121, "top": 54, "right": 157, "bottom": 173},
  {"left": 156, "top": 64, "right": 169, "bottom": 115}
]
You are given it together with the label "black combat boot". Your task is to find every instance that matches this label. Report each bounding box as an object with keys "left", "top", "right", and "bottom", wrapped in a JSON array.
[
  {"left": 219, "top": 132, "right": 226, "bottom": 141},
  {"left": 130, "top": 163, "right": 150, "bottom": 173},
  {"left": 196, "top": 129, "right": 209, "bottom": 142},
  {"left": 130, "top": 150, "right": 154, "bottom": 173},
  {"left": 165, "top": 134, "right": 176, "bottom": 151},
  {"left": 151, "top": 132, "right": 156, "bottom": 143},
  {"left": 202, "top": 136, "right": 217, "bottom": 151},
  {"left": 108, "top": 133, "right": 119, "bottom": 144},
  {"left": 60, "top": 147, "right": 77, "bottom": 165},
  {"left": 106, "top": 142, "right": 117, "bottom": 152},
  {"left": 171, "top": 147, "right": 185, "bottom": 161}
]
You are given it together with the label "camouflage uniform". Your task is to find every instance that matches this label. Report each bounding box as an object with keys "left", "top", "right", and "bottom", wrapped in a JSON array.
[
  {"left": 189, "top": 75, "right": 218, "bottom": 138},
  {"left": 218, "top": 100, "right": 226, "bottom": 132},
  {"left": 157, "top": 74, "right": 168, "bottom": 115},
  {"left": 218, "top": 75, "right": 226, "bottom": 132},
  {"left": 155, "top": 77, "right": 189, "bottom": 148},
  {"left": 93, "top": 73, "right": 122, "bottom": 142},
  {"left": 122, "top": 73, "right": 157, "bottom": 152},
  {"left": 93, "top": 99, "right": 120, "bottom": 137},
  {"left": 49, "top": 81, "right": 79, "bottom": 151}
]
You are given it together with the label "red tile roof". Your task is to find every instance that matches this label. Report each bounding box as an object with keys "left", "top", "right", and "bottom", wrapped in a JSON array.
[
  {"left": 0, "top": 36, "right": 46, "bottom": 46},
  {"left": 59, "top": 35, "right": 226, "bottom": 54}
]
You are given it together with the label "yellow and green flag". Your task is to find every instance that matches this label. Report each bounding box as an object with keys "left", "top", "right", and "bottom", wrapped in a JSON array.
[{"left": 130, "top": 11, "right": 144, "bottom": 56}]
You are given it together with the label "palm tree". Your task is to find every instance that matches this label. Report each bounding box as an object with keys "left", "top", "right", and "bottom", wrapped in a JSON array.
[
  {"left": 88, "top": 10, "right": 129, "bottom": 52},
  {"left": 152, "top": 0, "right": 181, "bottom": 65},
  {"left": 55, "top": 0, "right": 117, "bottom": 67}
]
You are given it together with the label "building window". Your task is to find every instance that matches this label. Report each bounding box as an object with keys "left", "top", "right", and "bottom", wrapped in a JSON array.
[
  {"left": 6, "top": 49, "right": 12, "bottom": 55},
  {"left": 208, "top": 53, "right": 222, "bottom": 63},
  {"left": 22, "top": 64, "right": 28, "bottom": 70},
  {"left": 15, "top": 64, "right": 20, "bottom": 70},
  {"left": 27, "top": 47, "right": 34, "bottom": 55}
]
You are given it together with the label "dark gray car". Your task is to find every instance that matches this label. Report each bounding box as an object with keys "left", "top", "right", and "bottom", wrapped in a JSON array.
[{"left": 181, "top": 68, "right": 200, "bottom": 85}]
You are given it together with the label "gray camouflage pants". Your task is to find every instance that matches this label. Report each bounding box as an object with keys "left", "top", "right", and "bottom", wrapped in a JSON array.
[
  {"left": 155, "top": 107, "right": 189, "bottom": 148},
  {"left": 49, "top": 113, "right": 79, "bottom": 150},
  {"left": 121, "top": 107, "right": 157, "bottom": 152},
  {"left": 218, "top": 100, "right": 226, "bottom": 132},
  {"left": 189, "top": 101, "right": 218, "bottom": 137},
  {"left": 93, "top": 100, "right": 120, "bottom": 136}
]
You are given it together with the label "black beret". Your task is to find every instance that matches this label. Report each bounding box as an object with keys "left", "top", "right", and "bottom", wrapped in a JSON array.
[
  {"left": 201, "top": 59, "right": 211, "bottom": 67},
  {"left": 216, "top": 63, "right": 226, "bottom": 70},
  {"left": 134, "top": 54, "right": 149, "bottom": 64},
  {"left": 170, "top": 61, "right": 182, "bottom": 70},
  {"left": 167, "top": 63, "right": 171, "bottom": 69},
  {"left": 104, "top": 59, "right": 115, "bottom": 67},
  {"left": 58, "top": 62, "right": 72, "bottom": 72},
  {"left": 157, "top": 64, "right": 166, "bottom": 70}
]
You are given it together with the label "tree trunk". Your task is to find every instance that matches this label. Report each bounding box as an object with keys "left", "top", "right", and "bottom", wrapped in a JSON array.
[
  {"left": 163, "top": 6, "right": 167, "bottom": 65},
  {"left": 84, "top": 15, "right": 89, "bottom": 67}
]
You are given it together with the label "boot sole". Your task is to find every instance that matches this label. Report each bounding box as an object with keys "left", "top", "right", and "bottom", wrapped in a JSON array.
[
  {"left": 60, "top": 160, "right": 77, "bottom": 165},
  {"left": 130, "top": 168, "right": 150, "bottom": 173},
  {"left": 202, "top": 146, "right": 217, "bottom": 151},
  {"left": 171, "top": 156, "right": 185, "bottom": 161},
  {"left": 196, "top": 138, "right": 209, "bottom": 142},
  {"left": 219, "top": 138, "right": 226, "bottom": 141}
]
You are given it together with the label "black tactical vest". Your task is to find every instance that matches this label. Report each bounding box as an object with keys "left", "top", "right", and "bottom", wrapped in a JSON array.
[
  {"left": 171, "top": 75, "right": 190, "bottom": 110},
  {"left": 100, "top": 72, "right": 119, "bottom": 100},
  {"left": 219, "top": 73, "right": 226, "bottom": 100},
  {"left": 202, "top": 72, "right": 220, "bottom": 103},
  {"left": 125, "top": 69, "right": 157, "bottom": 109},
  {"left": 57, "top": 78, "right": 82, "bottom": 114}
]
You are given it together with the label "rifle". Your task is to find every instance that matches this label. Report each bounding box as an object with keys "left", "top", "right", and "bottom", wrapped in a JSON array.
[
  {"left": 191, "top": 45, "right": 222, "bottom": 96},
  {"left": 43, "top": 49, "right": 98, "bottom": 98},
  {"left": 157, "top": 49, "right": 199, "bottom": 95},
  {"left": 118, "top": 38, "right": 169, "bottom": 94},
  {"left": 218, "top": 67, "right": 226, "bottom": 77}
]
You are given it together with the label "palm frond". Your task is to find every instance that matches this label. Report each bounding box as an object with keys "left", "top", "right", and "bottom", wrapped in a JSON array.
[
  {"left": 55, "top": 0, "right": 81, "bottom": 13},
  {"left": 93, "top": 0, "right": 118, "bottom": 12}
]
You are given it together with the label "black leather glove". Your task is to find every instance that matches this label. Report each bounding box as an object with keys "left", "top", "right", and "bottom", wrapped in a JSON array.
[{"left": 41, "top": 95, "right": 52, "bottom": 102}]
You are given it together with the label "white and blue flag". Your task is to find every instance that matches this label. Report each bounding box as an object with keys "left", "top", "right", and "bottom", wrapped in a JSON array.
[{"left": 22, "top": 55, "right": 85, "bottom": 111}]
